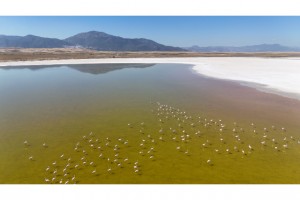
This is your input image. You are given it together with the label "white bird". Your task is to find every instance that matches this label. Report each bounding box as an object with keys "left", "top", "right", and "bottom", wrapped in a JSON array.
[
  {"left": 241, "top": 150, "right": 246, "bottom": 155},
  {"left": 52, "top": 161, "right": 57, "bottom": 165},
  {"left": 207, "top": 159, "right": 212, "bottom": 165},
  {"left": 45, "top": 166, "right": 50, "bottom": 171},
  {"left": 272, "top": 138, "right": 276, "bottom": 143},
  {"left": 92, "top": 169, "right": 96, "bottom": 174},
  {"left": 60, "top": 154, "right": 64, "bottom": 159},
  {"left": 29, "top": 156, "right": 34, "bottom": 161},
  {"left": 43, "top": 143, "right": 47, "bottom": 147}
]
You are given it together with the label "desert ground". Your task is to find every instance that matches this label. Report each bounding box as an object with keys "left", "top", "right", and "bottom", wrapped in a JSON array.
[{"left": 1, "top": 48, "right": 300, "bottom": 62}]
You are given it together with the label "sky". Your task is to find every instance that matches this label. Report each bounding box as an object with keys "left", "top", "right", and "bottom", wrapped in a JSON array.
[{"left": 0, "top": 16, "right": 300, "bottom": 47}]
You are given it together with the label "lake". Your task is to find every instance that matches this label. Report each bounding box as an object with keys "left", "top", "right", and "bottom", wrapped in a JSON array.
[{"left": 0, "top": 63, "right": 300, "bottom": 183}]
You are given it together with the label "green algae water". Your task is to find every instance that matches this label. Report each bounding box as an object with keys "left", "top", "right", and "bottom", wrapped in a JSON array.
[{"left": 0, "top": 63, "right": 300, "bottom": 184}]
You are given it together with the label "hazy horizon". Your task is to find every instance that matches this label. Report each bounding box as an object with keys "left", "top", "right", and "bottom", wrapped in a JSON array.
[{"left": 1, "top": 16, "right": 300, "bottom": 47}]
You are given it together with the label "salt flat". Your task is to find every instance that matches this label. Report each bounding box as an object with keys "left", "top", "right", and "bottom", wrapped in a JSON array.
[{"left": 1, "top": 57, "right": 299, "bottom": 100}]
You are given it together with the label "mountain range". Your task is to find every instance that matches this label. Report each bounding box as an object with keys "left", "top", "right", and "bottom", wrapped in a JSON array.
[
  {"left": 0, "top": 31, "right": 184, "bottom": 51},
  {"left": 1, "top": 31, "right": 299, "bottom": 52},
  {"left": 184, "top": 44, "right": 300, "bottom": 52}
]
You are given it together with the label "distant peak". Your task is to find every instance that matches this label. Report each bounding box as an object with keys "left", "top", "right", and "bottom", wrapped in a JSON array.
[
  {"left": 25, "top": 34, "right": 37, "bottom": 37},
  {"left": 81, "top": 31, "right": 111, "bottom": 37}
]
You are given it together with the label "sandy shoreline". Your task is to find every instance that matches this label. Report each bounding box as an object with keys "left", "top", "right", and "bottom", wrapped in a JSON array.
[{"left": 1, "top": 57, "right": 300, "bottom": 101}]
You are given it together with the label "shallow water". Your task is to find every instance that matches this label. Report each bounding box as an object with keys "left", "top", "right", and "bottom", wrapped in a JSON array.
[{"left": 0, "top": 63, "right": 300, "bottom": 184}]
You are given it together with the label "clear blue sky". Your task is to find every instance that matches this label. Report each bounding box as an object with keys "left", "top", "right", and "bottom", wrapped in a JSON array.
[{"left": 0, "top": 16, "right": 300, "bottom": 47}]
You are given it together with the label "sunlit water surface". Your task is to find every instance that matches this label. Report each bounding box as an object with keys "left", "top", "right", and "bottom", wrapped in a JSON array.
[{"left": 0, "top": 63, "right": 300, "bottom": 184}]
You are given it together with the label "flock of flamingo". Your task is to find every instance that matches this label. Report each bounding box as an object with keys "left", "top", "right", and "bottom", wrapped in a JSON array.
[{"left": 24, "top": 102, "right": 300, "bottom": 184}]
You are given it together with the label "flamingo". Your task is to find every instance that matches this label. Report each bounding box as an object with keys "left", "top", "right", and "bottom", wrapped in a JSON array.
[{"left": 207, "top": 159, "right": 212, "bottom": 165}]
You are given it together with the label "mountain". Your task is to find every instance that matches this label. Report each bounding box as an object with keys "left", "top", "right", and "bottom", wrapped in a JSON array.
[
  {"left": 64, "top": 31, "right": 184, "bottom": 51},
  {"left": 0, "top": 35, "right": 70, "bottom": 48},
  {"left": 185, "top": 44, "right": 300, "bottom": 52}
]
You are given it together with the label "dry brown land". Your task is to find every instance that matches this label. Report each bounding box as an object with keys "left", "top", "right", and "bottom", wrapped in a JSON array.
[{"left": 1, "top": 48, "right": 300, "bottom": 62}]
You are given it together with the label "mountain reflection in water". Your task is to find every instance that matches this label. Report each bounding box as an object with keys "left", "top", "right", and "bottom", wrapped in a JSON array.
[{"left": 2, "top": 63, "right": 155, "bottom": 75}]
